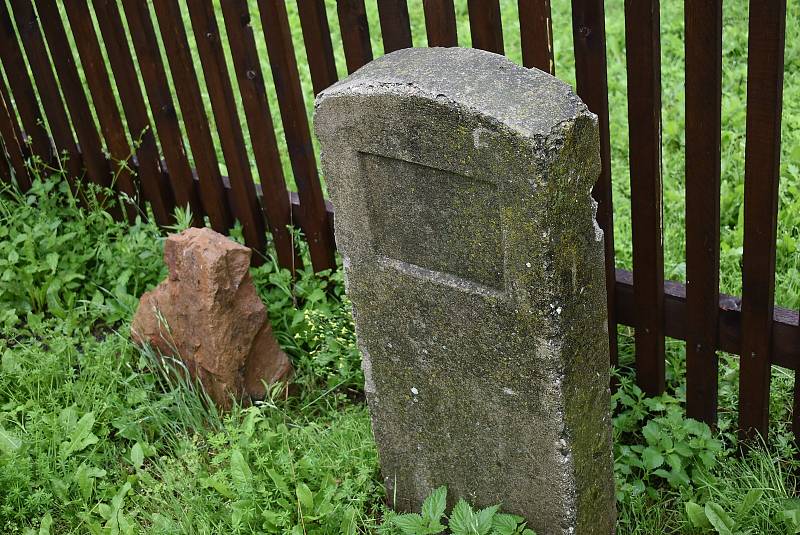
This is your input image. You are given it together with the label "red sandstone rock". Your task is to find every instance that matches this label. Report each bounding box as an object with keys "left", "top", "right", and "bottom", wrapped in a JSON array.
[{"left": 131, "top": 227, "right": 292, "bottom": 408}]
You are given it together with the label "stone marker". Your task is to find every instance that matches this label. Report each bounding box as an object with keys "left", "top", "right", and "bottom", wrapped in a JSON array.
[
  {"left": 314, "top": 48, "right": 615, "bottom": 534},
  {"left": 131, "top": 227, "right": 292, "bottom": 409}
]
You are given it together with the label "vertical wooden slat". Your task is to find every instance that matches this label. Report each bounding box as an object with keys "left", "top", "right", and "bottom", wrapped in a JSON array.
[
  {"left": 65, "top": 0, "right": 139, "bottom": 222},
  {"left": 183, "top": 0, "right": 267, "bottom": 259},
  {"left": 572, "top": 0, "right": 618, "bottom": 367},
  {"left": 794, "top": 371, "right": 800, "bottom": 443},
  {"left": 0, "top": 77, "right": 30, "bottom": 188},
  {"left": 92, "top": 0, "right": 177, "bottom": 226},
  {"left": 337, "top": 0, "right": 373, "bottom": 74},
  {"left": 467, "top": 0, "right": 504, "bottom": 54},
  {"left": 8, "top": 0, "right": 82, "bottom": 182},
  {"left": 259, "top": 0, "right": 335, "bottom": 272},
  {"left": 297, "top": 1, "right": 338, "bottom": 95},
  {"left": 519, "top": 0, "right": 554, "bottom": 74},
  {"left": 150, "top": 0, "right": 233, "bottom": 233},
  {"left": 34, "top": 0, "right": 115, "bottom": 197},
  {"left": 685, "top": 0, "right": 722, "bottom": 427},
  {"left": 0, "top": 132, "right": 11, "bottom": 185},
  {"left": 118, "top": 0, "right": 201, "bottom": 223},
  {"left": 0, "top": 3, "right": 50, "bottom": 162},
  {"left": 738, "top": 0, "right": 786, "bottom": 443},
  {"left": 423, "top": 0, "right": 457, "bottom": 47},
  {"left": 0, "top": 66, "right": 29, "bottom": 161},
  {"left": 221, "top": 0, "right": 297, "bottom": 271},
  {"left": 378, "top": 0, "right": 412, "bottom": 53},
  {"left": 624, "top": 0, "right": 664, "bottom": 396}
]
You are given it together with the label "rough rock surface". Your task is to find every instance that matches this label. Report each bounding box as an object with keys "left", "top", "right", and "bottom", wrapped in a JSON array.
[
  {"left": 131, "top": 227, "right": 292, "bottom": 408},
  {"left": 314, "top": 48, "right": 615, "bottom": 534}
]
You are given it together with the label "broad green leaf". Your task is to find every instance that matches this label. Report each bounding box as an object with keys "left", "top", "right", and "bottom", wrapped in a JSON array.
[
  {"left": 780, "top": 508, "right": 800, "bottom": 532},
  {"left": 476, "top": 504, "right": 499, "bottom": 534},
  {"left": 130, "top": 443, "right": 144, "bottom": 469},
  {"left": 200, "top": 477, "right": 233, "bottom": 499},
  {"left": 422, "top": 486, "right": 447, "bottom": 522},
  {"left": 704, "top": 502, "right": 735, "bottom": 535},
  {"left": 103, "top": 482, "right": 132, "bottom": 532},
  {"left": 45, "top": 252, "right": 58, "bottom": 272},
  {"left": 642, "top": 424, "right": 662, "bottom": 447},
  {"left": 492, "top": 513, "right": 525, "bottom": 535},
  {"left": 685, "top": 502, "right": 711, "bottom": 529},
  {"left": 449, "top": 499, "right": 475, "bottom": 534},
  {"left": 38, "top": 513, "right": 52, "bottom": 535},
  {"left": 242, "top": 409, "right": 259, "bottom": 438},
  {"left": 74, "top": 463, "right": 106, "bottom": 500},
  {"left": 1, "top": 349, "right": 21, "bottom": 375},
  {"left": 61, "top": 412, "right": 98, "bottom": 456},
  {"left": 340, "top": 507, "right": 357, "bottom": 535},
  {"left": 392, "top": 513, "right": 427, "bottom": 535},
  {"left": 427, "top": 521, "right": 447, "bottom": 534},
  {"left": 641, "top": 447, "right": 664, "bottom": 470},
  {"left": 267, "top": 468, "right": 291, "bottom": 497},
  {"left": 230, "top": 450, "right": 252, "bottom": 490},
  {"left": 296, "top": 482, "right": 314, "bottom": 513},
  {"left": 737, "top": 488, "right": 763, "bottom": 518},
  {"left": 0, "top": 426, "right": 21, "bottom": 454}
]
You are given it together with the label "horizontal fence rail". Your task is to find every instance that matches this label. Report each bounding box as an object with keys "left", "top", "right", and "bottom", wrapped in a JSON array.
[{"left": 0, "top": 0, "right": 795, "bottom": 445}]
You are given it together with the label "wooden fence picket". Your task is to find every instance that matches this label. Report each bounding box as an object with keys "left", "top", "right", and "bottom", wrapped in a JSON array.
[{"left": 0, "top": 0, "right": 797, "bottom": 444}]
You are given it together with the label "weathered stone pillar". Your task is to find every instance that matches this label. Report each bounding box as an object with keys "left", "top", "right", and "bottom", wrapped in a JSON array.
[{"left": 314, "top": 48, "right": 615, "bottom": 535}]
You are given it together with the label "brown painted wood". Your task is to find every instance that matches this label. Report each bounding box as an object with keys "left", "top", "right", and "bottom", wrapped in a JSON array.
[
  {"left": 259, "top": 0, "right": 335, "bottom": 272},
  {"left": 794, "top": 368, "right": 800, "bottom": 443},
  {"left": 0, "top": 72, "right": 26, "bottom": 159},
  {"left": 0, "top": 79, "right": 31, "bottom": 187},
  {"left": 92, "top": 0, "right": 176, "bottom": 226},
  {"left": 0, "top": 138, "right": 11, "bottom": 185},
  {"left": 613, "top": 269, "right": 800, "bottom": 371},
  {"left": 65, "top": 0, "right": 139, "bottom": 222},
  {"left": 792, "top": 366, "right": 800, "bottom": 441},
  {"left": 183, "top": 0, "right": 267, "bottom": 260},
  {"left": 0, "top": 78, "right": 29, "bottom": 188},
  {"left": 378, "top": 0, "right": 412, "bottom": 53},
  {"left": 151, "top": 0, "right": 233, "bottom": 233},
  {"left": 337, "top": 0, "right": 373, "bottom": 74},
  {"left": 738, "top": 0, "right": 786, "bottom": 443},
  {"left": 297, "top": 0, "right": 338, "bottom": 95},
  {"left": 33, "top": 0, "right": 116, "bottom": 205},
  {"left": 0, "top": 2, "right": 50, "bottom": 161},
  {"left": 119, "top": 0, "right": 201, "bottom": 224},
  {"left": 467, "top": 0, "right": 504, "bottom": 54},
  {"left": 684, "top": 0, "right": 722, "bottom": 427},
  {"left": 423, "top": 0, "right": 457, "bottom": 47},
  {"left": 9, "top": 0, "right": 83, "bottom": 182},
  {"left": 219, "top": 0, "right": 297, "bottom": 270},
  {"left": 571, "top": 0, "right": 618, "bottom": 367},
  {"left": 624, "top": 0, "right": 664, "bottom": 396},
  {"left": 519, "top": 0, "right": 554, "bottom": 74}
]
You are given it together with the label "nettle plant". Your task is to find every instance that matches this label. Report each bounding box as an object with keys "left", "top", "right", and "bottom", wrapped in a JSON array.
[
  {"left": 612, "top": 374, "right": 723, "bottom": 500},
  {"left": 384, "top": 486, "right": 536, "bottom": 535}
]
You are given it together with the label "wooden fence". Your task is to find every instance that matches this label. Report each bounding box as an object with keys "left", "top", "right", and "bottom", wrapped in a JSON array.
[{"left": 0, "top": 0, "right": 794, "bottom": 445}]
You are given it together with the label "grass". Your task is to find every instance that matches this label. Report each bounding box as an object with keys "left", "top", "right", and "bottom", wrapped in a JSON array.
[
  {"left": 1, "top": 177, "right": 799, "bottom": 534},
  {"left": 2, "top": 0, "right": 800, "bottom": 533},
  {"left": 0, "top": 179, "right": 383, "bottom": 534}
]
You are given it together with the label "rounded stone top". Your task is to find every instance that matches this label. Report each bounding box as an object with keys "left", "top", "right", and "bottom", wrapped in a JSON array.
[{"left": 315, "top": 47, "right": 591, "bottom": 140}]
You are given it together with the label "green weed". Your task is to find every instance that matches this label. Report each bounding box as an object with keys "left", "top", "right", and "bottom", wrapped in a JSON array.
[{"left": 383, "top": 486, "right": 536, "bottom": 535}]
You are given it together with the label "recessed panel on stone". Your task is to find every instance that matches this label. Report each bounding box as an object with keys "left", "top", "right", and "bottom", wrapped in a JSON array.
[{"left": 359, "top": 151, "right": 503, "bottom": 291}]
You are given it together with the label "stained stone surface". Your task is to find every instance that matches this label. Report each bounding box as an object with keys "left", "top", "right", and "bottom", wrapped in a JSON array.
[{"left": 314, "top": 47, "right": 615, "bottom": 535}]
